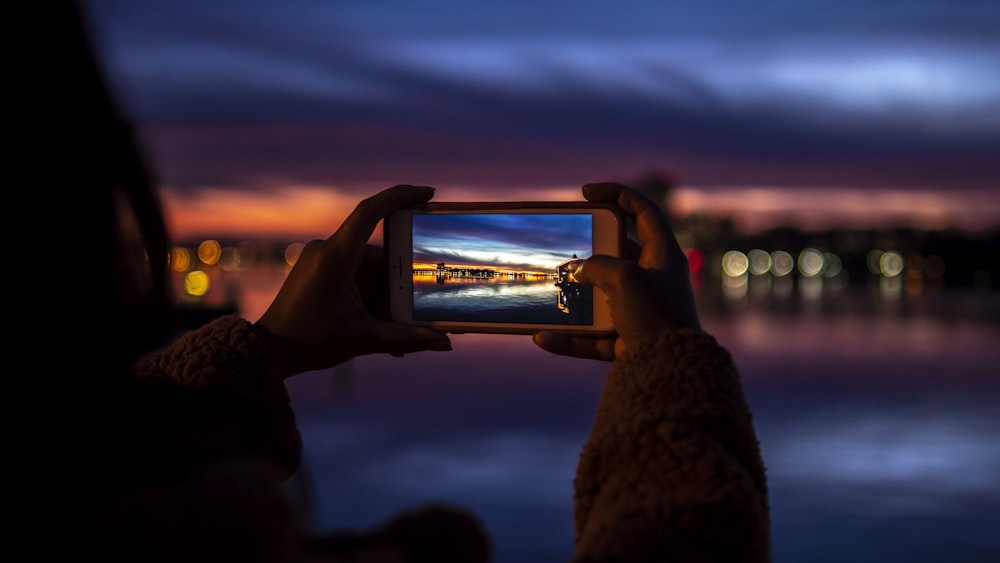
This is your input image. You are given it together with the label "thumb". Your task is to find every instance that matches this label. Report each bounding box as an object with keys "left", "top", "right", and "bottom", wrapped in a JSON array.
[{"left": 571, "top": 254, "right": 643, "bottom": 296}]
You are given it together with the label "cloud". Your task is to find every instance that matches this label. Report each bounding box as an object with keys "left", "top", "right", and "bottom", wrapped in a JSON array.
[{"left": 85, "top": 0, "right": 1000, "bottom": 234}]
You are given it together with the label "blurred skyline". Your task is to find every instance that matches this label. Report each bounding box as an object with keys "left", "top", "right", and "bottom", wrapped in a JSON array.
[{"left": 83, "top": 0, "right": 1000, "bottom": 240}]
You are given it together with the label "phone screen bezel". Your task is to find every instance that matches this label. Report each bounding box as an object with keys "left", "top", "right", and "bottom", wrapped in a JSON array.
[{"left": 385, "top": 202, "right": 623, "bottom": 334}]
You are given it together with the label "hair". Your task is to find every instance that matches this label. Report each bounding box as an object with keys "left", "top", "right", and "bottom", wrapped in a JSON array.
[{"left": 58, "top": 0, "right": 178, "bottom": 374}]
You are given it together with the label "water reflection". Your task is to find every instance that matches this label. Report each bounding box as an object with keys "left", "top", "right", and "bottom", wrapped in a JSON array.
[
  {"left": 415, "top": 278, "right": 555, "bottom": 308},
  {"left": 413, "top": 274, "right": 594, "bottom": 324},
  {"left": 768, "top": 411, "right": 999, "bottom": 498},
  {"left": 234, "top": 270, "right": 1000, "bottom": 562}
]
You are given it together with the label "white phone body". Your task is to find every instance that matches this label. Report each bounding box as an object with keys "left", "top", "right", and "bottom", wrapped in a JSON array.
[{"left": 385, "top": 201, "right": 624, "bottom": 334}]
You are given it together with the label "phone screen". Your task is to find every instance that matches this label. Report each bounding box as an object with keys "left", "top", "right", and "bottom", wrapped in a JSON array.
[{"left": 411, "top": 212, "right": 595, "bottom": 326}]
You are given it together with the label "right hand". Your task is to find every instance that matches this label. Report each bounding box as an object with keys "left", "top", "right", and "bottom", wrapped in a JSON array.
[{"left": 533, "top": 182, "right": 701, "bottom": 361}]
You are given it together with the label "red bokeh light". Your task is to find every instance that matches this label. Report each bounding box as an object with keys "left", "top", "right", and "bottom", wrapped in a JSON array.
[{"left": 685, "top": 248, "right": 705, "bottom": 273}]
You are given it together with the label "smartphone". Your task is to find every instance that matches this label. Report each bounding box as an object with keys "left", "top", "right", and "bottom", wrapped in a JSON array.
[{"left": 385, "top": 201, "right": 624, "bottom": 334}]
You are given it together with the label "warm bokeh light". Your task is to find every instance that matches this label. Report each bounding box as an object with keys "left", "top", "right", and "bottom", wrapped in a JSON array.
[
  {"left": 183, "top": 270, "right": 210, "bottom": 297},
  {"left": 198, "top": 239, "right": 222, "bottom": 265},
  {"left": 748, "top": 249, "right": 771, "bottom": 276},
  {"left": 770, "top": 251, "right": 794, "bottom": 277},
  {"left": 797, "top": 248, "right": 825, "bottom": 278},
  {"left": 880, "top": 250, "right": 905, "bottom": 277},
  {"left": 722, "top": 250, "right": 749, "bottom": 277},
  {"left": 170, "top": 246, "right": 191, "bottom": 272}
]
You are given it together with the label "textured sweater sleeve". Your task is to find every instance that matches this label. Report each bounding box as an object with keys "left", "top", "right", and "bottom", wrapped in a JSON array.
[
  {"left": 572, "top": 329, "right": 770, "bottom": 563},
  {"left": 130, "top": 315, "right": 303, "bottom": 478}
]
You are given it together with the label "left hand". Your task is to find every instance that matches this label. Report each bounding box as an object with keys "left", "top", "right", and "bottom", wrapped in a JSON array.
[{"left": 256, "top": 185, "right": 452, "bottom": 379}]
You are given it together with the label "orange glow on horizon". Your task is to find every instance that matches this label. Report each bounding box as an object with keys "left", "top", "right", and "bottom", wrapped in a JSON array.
[
  {"left": 159, "top": 183, "right": 998, "bottom": 242},
  {"left": 160, "top": 185, "right": 361, "bottom": 242}
]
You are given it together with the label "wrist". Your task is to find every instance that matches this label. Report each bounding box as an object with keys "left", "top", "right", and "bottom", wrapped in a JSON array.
[{"left": 252, "top": 322, "right": 301, "bottom": 380}]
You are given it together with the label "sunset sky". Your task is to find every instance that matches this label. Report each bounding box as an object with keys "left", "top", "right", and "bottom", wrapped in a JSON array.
[
  {"left": 413, "top": 213, "right": 592, "bottom": 273},
  {"left": 82, "top": 0, "right": 1000, "bottom": 241}
]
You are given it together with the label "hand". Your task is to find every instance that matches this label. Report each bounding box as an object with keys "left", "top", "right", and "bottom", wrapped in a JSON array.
[
  {"left": 256, "top": 185, "right": 452, "bottom": 379},
  {"left": 533, "top": 182, "right": 701, "bottom": 361}
]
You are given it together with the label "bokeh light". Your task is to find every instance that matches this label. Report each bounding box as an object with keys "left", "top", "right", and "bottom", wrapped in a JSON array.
[
  {"left": 822, "top": 252, "right": 842, "bottom": 278},
  {"left": 770, "top": 250, "right": 794, "bottom": 277},
  {"left": 198, "top": 239, "right": 222, "bottom": 266},
  {"left": 880, "top": 250, "right": 905, "bottom": 277},
  {"left": 748, "top": 249, "right": 771, "bottom": 276},
  {"left": 170, "top": 246, "right": 191, "bottom": 272},
  {"left": 867, "top": 249, "right": 884, "bottom": 275},
  {"left": 685, "top": 248, "right": 705, "bottom": 273},
  {"left": 183, "top": 270, "right": 210, "bottom": 297},
  {"left": 722, "top": 250, "right": 749, "bottom": 277},
  {"left": 797, "top": 248, "right": 825, "bottom": 278}
]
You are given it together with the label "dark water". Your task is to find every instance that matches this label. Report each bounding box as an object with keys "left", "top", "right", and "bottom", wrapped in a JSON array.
[
  {"left": 278, "top": 297, "right": 1000, "bottom": 563},
  {"left": 211, "top": 271, "right": 1000, "bottom": 561}
]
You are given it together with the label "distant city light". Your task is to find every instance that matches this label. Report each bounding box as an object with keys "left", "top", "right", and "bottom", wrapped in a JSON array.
[
  {"left": 823, "top": 253, "right": 843, "bottom": 278},
  {"left": 170, "top": 247, "right": 191, "bottom": 272},
  {"left": 184, "top": 270, "right": 210, "bottom": 297},
  {"left": 880, "top": 251, "right": 905, "bottom": 277},
  {"left": 722, "top": 250, "right": 749, "bottom": 277},
  {"left": 798, "top": 248, "right": 825, "bottom": 278},
  {"left": 771, "top": 250, "right": 794, "bottom": 277},
  {"left": 685, "top": 248, "right": 705, "bottom": 273},
  {"left": 748, "top": 249, "right": 771, "bottom": 276},
  {"left": 198, "top": 240, "right": 222, "bottom": 265}
]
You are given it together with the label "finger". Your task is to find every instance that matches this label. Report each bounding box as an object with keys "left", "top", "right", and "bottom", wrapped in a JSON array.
[
  {"left": 332, "top": 185, "right": 435, "bottom": 250},
  {"left": 364, "top": 319, "right": 453, "bottom": 355},
  {"left": 569, "top": 254, "right": 645, "bottom": 297},
  {"left": 532, "top": 331, "right": 615, "bottom": 361},
  {"left": 582, "top": 182, "right": 684, "bottom": 271}
]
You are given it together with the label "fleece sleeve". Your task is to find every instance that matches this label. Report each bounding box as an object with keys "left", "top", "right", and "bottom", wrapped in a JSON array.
[
  {"left": 130, "top": 314, "right": 302, "bottom": 479},
  {"left": 571, "top": 329, "right": 770, "bottom": 563}
]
